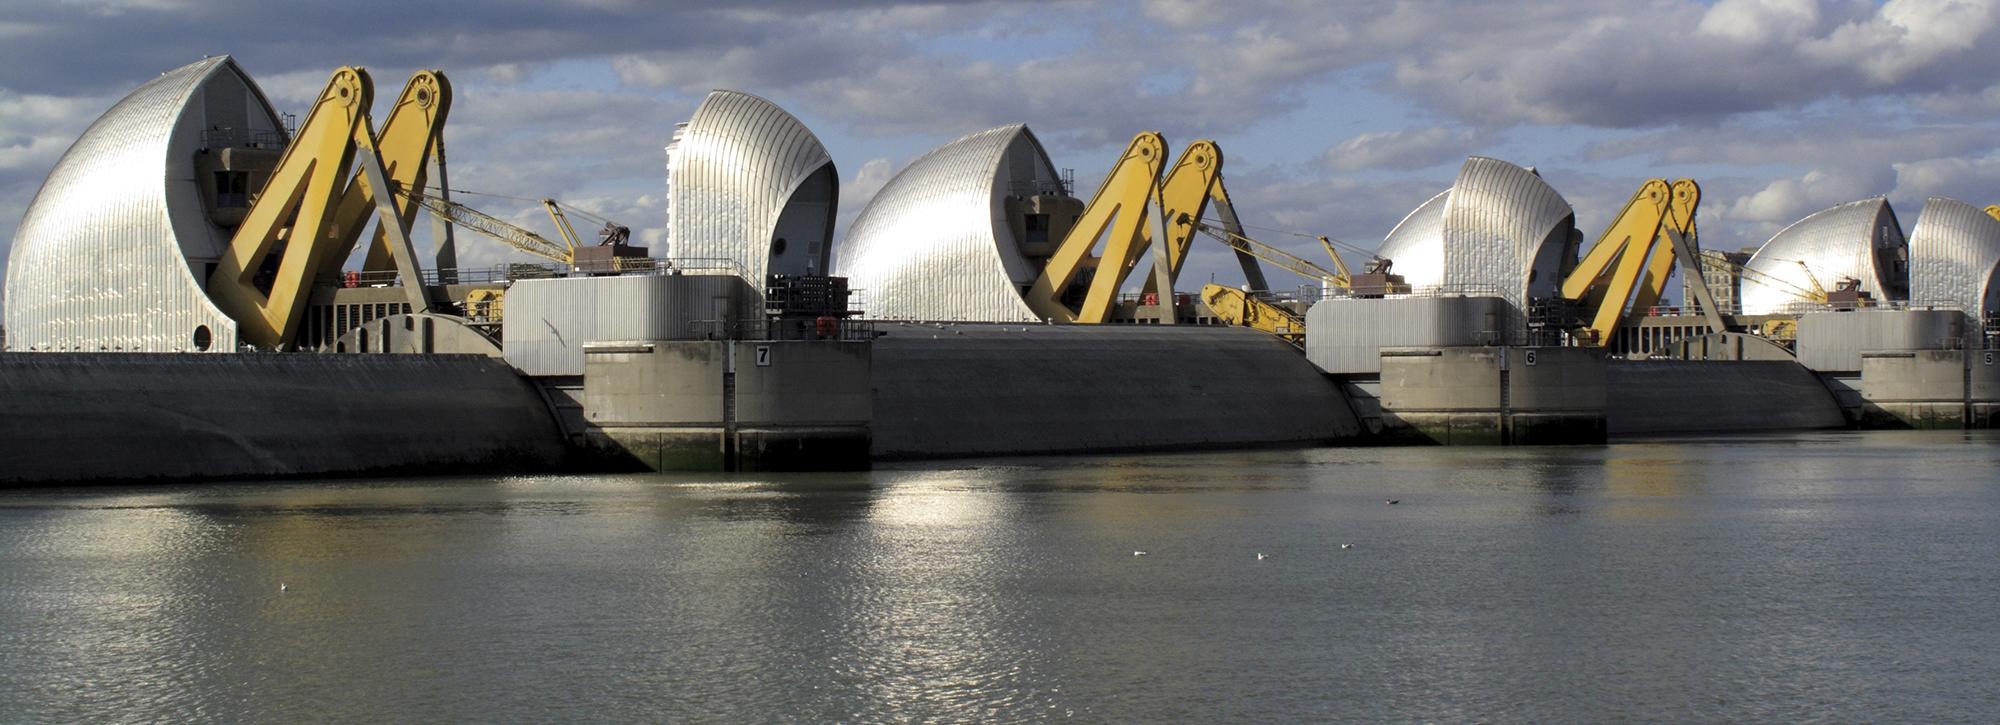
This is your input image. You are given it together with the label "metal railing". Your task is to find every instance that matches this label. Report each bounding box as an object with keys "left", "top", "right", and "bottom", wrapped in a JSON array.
[
  {"left": 688, "top": 318, "right": 877, "bottom": 342},
  {"left": 200, "top": 127, "right": 289, "bottom": 150},
  {"left": 332, "top": 257, "right": 750, "bottom": 289},
  {"left": 1768, "top": 299, "right": 1965, "bottom": 315}
]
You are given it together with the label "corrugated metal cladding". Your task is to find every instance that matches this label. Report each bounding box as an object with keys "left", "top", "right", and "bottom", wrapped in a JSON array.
[
  {"left": 501, "top": 274, "right": 756, "bottom": 376},
  {"left": 1908, "top": 196, "right": 2000, "bottom": 322},
  {"left": 4, "top": 56, "right": 280, "bottom": 352},
  {"left": 665, "top": 90, "right": 836, "bottom": 291},
  {"left": 1741, "top": 197, "right": 1907, "bottom": 315},
  {"left": 834, "top": 124, "right": 1060, "bottom": 322},
  {"left": 1441, "top": 157, "right": 1574, "bottom": 343},
  {"left": 1794, "top": 309, "right": 1963, "bottom": 373},
  {"left": 1369, "top": 157, "right": 1572, "bottom": 342},
  {"left": 1304, "top": 296, "right": 1508, "bottom": 374},
  {"left": 1374, "top": 190, "right": 1448, "bottom": 289}
]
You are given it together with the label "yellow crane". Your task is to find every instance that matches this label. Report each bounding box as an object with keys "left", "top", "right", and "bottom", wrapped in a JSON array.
[
  {"left": 1987, "top": 204, "right": 2000, "bottom": 222},
  {"left": 397, "top": 190, "right": 576, "bottom": 266},
  {"left": 206, "top": 67, "right": 449, "bottom": 349},
  {"left": 1194, "top": 223, "right": 1351, "bottom": 287}
]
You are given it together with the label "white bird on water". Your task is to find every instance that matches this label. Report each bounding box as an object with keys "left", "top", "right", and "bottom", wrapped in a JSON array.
[
  {"left": 1132, "top": 550, "right": 1148, "bottom": 557},
  {"left": 1256, "top": 553, "right": 1268, "bottom": 561},
  {"left": 279, "top": 582, "right": 288, "bottom": 591},
  {"left": 1340, "top": 544, "right": 1354, "bottom": 550}
]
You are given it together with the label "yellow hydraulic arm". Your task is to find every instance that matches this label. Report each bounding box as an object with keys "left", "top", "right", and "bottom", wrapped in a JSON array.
[
  {"left": 1987, "top": 205, "right": 2000, "bottom": 222},
  {"left": 1023, "top": 133, "right": 1238, "bottom": 323},
  {"left": 1558, "top": 179, "right": 1719, "bottom": 345},
  {"left": 208, "top": 67, "right": 447, "bottom": 348},
  {"left": 1198, "top": 285, "right": 1304, "bottom": 346},
  {"left": 1022, "top": 132, "right": 1166, "bottom": 322},
  {"left": 343, "top": 72, "right": 450, "bottom": 275},
  {"left": 1139, "top": 141, "right": 1225, "bottom": 295}
]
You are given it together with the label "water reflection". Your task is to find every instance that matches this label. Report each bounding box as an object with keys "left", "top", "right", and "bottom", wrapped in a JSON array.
[{"left": 1, "top": 431, "right": 1997, "bottom": 721}]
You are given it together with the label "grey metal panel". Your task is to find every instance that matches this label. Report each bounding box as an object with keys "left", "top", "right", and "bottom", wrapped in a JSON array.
[
  {"left": 501, "top": 274, "right": 755, "bottom": 376},
  {"left": 665, "top": 90, "right": 836, "bottom": 291},
  {"left": 3, "top": 56, "right": 275, "bottom": 352},
  {"left": 1908, "top": 196, "right": 2000, "bottom": 320},
  {"left": 1606, "top": 359, "right": 1844, "bottom": 434},
  {"left": 870, "top": 322, "right": 1362, "bottom": 457},
  {"left": 1741, "top": 197, "right": 1906, "bottom": 315},
  {"left": 1794, "top": 309, "right": 1963, "bottom": 372},
  {"left": 0, "top": 352, "right": 564, "bottom": 484},
  {"left": 1440, "top": 157, "right": 1574, "bottom": 343},
  {"left": 834, "top": 124, "right": 1060, "bottom": 322},
  {"left": 1303, "top": 295, "right": 1509, "bottom": 374},
  {"left": 1373, "top": 190, "right": 1448, "bottom": 289}
]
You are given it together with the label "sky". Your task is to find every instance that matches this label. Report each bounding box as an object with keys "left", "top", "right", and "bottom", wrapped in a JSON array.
[{"left": 4, "top": 0, "right": 2000, "bottom": 296}]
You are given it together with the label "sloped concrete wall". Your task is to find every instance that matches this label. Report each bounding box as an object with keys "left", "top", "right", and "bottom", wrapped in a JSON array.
[
  {"left": 0, "top": 353, "right": 565, "bottom": 484},
  {"left": 871, "top": 323, "right": 1360, "bottom": 458},
  {"left": 1607, "top": 360, "right": 1844, "bottom": 435}
]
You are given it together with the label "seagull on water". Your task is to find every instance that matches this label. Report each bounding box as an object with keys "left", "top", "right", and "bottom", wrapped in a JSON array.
[
  {"left": 1340, "top": 544, "right": 1354, "bottom": 550},
  {"left": 1133, "top": 550, "right": 1148, "bottom": 557},
  {"left": 1256, "top": 553, "right": 1268, "bottom": 561}
]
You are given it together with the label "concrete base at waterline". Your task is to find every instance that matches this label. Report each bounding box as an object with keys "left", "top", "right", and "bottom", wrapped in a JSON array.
[
  {"left": 575, "top": 339, "right": 872, "bottom": 471},
  {"left": 1375, "top": 346, "right": 1606, "bottom": 445},
  {"left": 1857, "top": 349, "right": 2000, "bottom": 429}
]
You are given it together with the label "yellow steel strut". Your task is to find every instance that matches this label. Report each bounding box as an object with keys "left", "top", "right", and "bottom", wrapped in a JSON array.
[
  {"left": 1022, "top": 132, "right": 1168, "bottom": 322},
  {"left": 207, "top": 67, "right": 373, "bottom": 349},
  {"left": 208, "top": 68, "right": 449, "bottom": 349},
  {"left": 1558, "top": 178, "right": 1699, "bottom": 345}
]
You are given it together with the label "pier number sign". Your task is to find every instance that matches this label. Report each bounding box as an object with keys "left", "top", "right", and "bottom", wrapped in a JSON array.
[
  {"left": 1986, "top": 351, "right": 1994, "bottom": 367},
  {"left": 755, "top": 345, "right": 772, "bottom": 367},
  {"left": 1523, "top": 349, "right": 1538, "bottom": 367}
]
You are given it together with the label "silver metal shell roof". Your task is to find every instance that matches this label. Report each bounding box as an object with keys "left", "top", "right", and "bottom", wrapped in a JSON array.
[
  {"left": 1374, "top": 190, "right": 1448, "bottom": 290},
  {"left": 4, "top": 56, "right": 279, "bottom": 352},
  {"left": 1741, "top": 197, "right": 1906, "bottom": 315},
  {"left": 1440, "top": 156, "right": 1574, "bottom": 318},
  {"left": 834, "top": 124, "right": 1062, "bottom": 322},
  {"left": 1908, "top": 196, "right": 2000, "bottom": 319},
  {"left": 665, "top": 90, "right": 836, "bottom": 288}
]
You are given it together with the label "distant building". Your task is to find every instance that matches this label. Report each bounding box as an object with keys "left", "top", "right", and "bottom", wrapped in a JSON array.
[{"left": 1686, "top": 248, "right": 1752, "bottom": 315}]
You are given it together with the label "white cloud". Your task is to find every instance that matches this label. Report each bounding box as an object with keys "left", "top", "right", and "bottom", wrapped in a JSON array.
[{"left": 1324, "top": 127, "right": 1482, "bottom": 172}]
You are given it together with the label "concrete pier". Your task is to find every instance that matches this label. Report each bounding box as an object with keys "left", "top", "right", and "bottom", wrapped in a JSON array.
[
  {"left": 576, "top": 339, "right": 872, "bottom": 471},
  {"left": 1857, "top": 349, "right": 2000, "bottom": 429},
  {"left": 1374, "top": 346, "right": 1606, "bottom": 445}
]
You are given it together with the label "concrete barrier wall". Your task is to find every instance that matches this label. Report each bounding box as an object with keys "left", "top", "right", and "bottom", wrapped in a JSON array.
[
  {"left": 1606, "top": 359, "right": 1844, "bottom": 435},
  {"left": 0, "top": 353, "right": 566, "bottom": 484},
  {"left": 871, "top": 323, "right": 1361, "bottom": 458}
]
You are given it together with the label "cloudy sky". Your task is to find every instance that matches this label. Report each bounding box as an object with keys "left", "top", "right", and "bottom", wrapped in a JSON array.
[{"left": 4, "top": 0, "right": 2000, "bottom": 294}]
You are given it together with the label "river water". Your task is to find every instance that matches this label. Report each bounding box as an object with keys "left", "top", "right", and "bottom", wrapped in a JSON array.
[{"left": 2, "top": 430, "right": 1997, "bottom": 722}]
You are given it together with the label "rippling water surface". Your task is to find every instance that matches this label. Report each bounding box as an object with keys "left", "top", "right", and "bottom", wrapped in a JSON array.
[{"left": 3, "top": 430, "right": 1999, "bottom": 722}]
